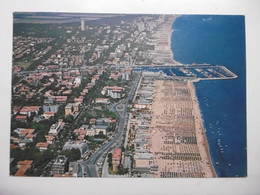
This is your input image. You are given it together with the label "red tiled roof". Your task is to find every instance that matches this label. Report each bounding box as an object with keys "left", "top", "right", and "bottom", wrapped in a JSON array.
[
  {"left": 13, "top": 107, "right": 20, "bottom": 112},
  {"left": 53, "top": 174, "right": 73, "bottom": 177},
  {"left": 10, "top": 144, "right": 19, "bottom": 149},
  {"left": 112, "top": 89, "right": 122, "bottom": 93},
  {"left": 36, "top": 142, "right": 49, "bottom": 148},
  {"left": 14, "top": 160, "right": 33, "bottom": 176},
  {"left": 25, "top": 134, "right": 35, "bottom": 139},
  {"left": 20, "top": 129, "right": 35, "bottom": 135},
  {"left": 20, "top": 106, "right": 40, "bottom": 113},
  {"left": 16, "top": 115, "right": 27, "bottom": 120},
  {"left": 11, "top": 137, "right": 20, "bottom": 142},
  {"left": 44, "top": 111, "right": 55, "bottom": 115},
  {"left": 112, "top": 148, "right": 122, "bottom": 159}
]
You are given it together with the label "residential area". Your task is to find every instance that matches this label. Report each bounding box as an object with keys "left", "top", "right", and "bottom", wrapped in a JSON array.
[{"left": 11, "top": 12, "right": 179, "bottom": 177}]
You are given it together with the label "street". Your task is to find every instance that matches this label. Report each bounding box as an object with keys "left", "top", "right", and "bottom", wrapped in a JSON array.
[{"left": 83, "top": 73, "right": 141, "bottom": 177}]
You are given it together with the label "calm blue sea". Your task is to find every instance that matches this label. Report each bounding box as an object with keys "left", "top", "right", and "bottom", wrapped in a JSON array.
[{"left": 171, "top": 15, "right": 247, "bottom": 177}]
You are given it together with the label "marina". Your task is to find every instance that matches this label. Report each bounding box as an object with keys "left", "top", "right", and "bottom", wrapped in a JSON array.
[{"left": 133, "top": 64, "right": 238, "bottom": 82}]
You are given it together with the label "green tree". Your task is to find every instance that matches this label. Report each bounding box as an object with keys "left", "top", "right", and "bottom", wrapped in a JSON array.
[
  {"left": 107, "top": 153, "right": 112, "bottom": 168},
  {"left": 94, "top": 131, "right": 106, "bottom": 139},
  {"left": 117, "top": 164, "right": 125, "bottom": 175},
  {"left": 64, "top": 114, "right": 74, "bottom": 123},
  {"left": 61, "top": 148, "right": 81, "bottom": 162}
]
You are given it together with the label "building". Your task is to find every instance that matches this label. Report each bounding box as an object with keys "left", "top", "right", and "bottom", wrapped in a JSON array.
[
  {"left": 95, "top": 125, "right": 108, "bottom": 135},
  {"left": 112, "top": 148, "right": 122, "bottom": 172},
  {"left": 15, "top": 115, "right": 27, "bottom": 122},
  {"left": 45, "top": 135, "right": 55, "bottom": 144},
  {"left": 14, "top": 128, "right": 35, "bottom": 138},
  {"left": 74, "top": 76, "right": 82, "bottom": 85},
  {"left": 63, "top": 141, "right": 89, "bottom": 156},
  {"left": 43, "top": 105, "right": 59, "bottom": 113},
  {"left": 68, "top": 162, "right": 79, "bottom": 177},
  {"left": 102, "top": 86, "right": 123, "bottom": 99},
  {"left": 89, "top": 118, "right": 96, "bottom": 125},
  {"left": 43, "top": 111, "right": 55, "bottom": 119},
  {"left": 65, "top": 103, "right": 80, "bottom": 116},
  {"left": 51, "top": 155, "right": 68, "bottom": 175},
  {"left": 111, "top": 89, "right": 122, "bottom": 99},
  {"left": 20, "top": 106, "right": 40, "bottom": 117},
  {"left": 122, "top": 72, "right": 130, "bottom": 80},
  {"left": 44, "top": 98, "right": 55, "bottom": 105},
  {"left": 85, "top": 126, "right": 96, "bottom": 136},
  {"left": 96, "top": 118, "right": 110, "bottom": 126},
  {"left": 65, "top": 103, "right": 73, "bottom": 116},
  {"left": 81, "top": 20, "right": 85, "bottom": 31},
  {"left": 13, "top": 128, "right": 36, "bottom": 146},
  {"left": 14, "top": 160, "right": 33, "bottom": 176},
  {"left": 36, "top": 142, "right": 50, "bottom": 151},
  {"left": 95, "top": 98, "right": 110, "bottom": 104},
  {"left": 48, "top": 121, "right": 63, "bottom": 136},
  {"left": 80, "top": 124, "right": 108, "bottom": 136},
  {"left": 138, "top": 22, "right": 145, "bottom": 32},
  {"left": 134, "top": 153, "right": 154, "bottom": 168}
]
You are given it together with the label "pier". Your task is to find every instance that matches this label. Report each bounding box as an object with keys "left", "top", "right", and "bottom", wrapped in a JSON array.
[{"left": 133, "top": 64, "right": 238, "bottom": 82}]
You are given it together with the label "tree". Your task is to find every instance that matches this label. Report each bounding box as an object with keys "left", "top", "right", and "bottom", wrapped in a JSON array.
[
  {"left": 64, "top": 114, "right": 74, "bottom": 123},
  {"left": 94, "top": 131, "right": 106, "bottom": 139},
  {"left": 117, "top": 164, "right": 125, "bottom": 175},
  {"left": 61, "top": 148, "right": 81, "bottom": 162},
  {"left": 108, "top": 123, "right": 116, "bottom": 132},
  {"left": 38, "top": 107, "right": 44, "bottom": 115},
  {"left": 131, "top": 144, "right": 135, "bottom": 152},
  {"left": 107, "top": 153, "right": 112, "bottom": 168}
]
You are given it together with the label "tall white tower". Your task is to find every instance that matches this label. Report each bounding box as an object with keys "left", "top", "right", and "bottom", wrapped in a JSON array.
[
  {"left": 81, "top": 20, "right": 85, "bottom": 31},
  {"left": 138, "top": 22, "right": 145, "bottom": 32}
]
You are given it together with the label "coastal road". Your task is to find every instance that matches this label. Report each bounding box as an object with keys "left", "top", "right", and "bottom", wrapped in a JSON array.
[{"left": 84, "top": 73, "right": 141, "bottom": 177}]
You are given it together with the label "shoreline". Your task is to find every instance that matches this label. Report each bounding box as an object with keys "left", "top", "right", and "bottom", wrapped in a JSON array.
[
  {"left": 169, "top": 14, "right": 216, "bottom": 176},
  {"left": 188, "top": 82, "right": 217, "bottom": 177},
  {"left": 151, "top": 15, "right": 181, "bottom": 65},
  {"left": 168, "top": 15, "right": 182, "bottom": 65}
]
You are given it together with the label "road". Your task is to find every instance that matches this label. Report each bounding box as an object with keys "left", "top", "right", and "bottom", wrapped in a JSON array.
[{"left": 84, "top": 73, "right": 141, "bottom": 177}]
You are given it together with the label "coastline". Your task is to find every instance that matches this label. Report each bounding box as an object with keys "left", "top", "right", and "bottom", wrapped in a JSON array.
[
  {"left": 188, "top": 82, "right": 217, "bottom": 177},
  {"left": 170, "top": 14, "right": 216, "bottom": 177},
  {"left": 169, "top": 15, "right": 182, "bottom": 65},
  {"left": 168, "top": 15, "right": 216, "bottom": 176},
  {"left": 151, "top": 15, "right": 181, "bottom": 65}
]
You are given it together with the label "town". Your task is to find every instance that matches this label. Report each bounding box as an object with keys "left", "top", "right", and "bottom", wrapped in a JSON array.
[{"left": 11, "top": 13, "right": 180, "bottom": 177}]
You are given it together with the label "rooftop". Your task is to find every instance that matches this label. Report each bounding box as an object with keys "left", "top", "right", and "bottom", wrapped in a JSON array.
[
  {"left": 113, "top": 148, "right": 122, "bottom": 159},
  {"left": 14, "top": 160, "right": 33, "bottom": 176}
]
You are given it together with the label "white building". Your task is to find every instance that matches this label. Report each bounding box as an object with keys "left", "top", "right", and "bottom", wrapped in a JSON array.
[
  {"left": 80, "top": 125, "right": 108, "bottom": 136},
  {"left": 74, "top": 76, "right": 82, "bottom": 85},
  {"left": 111, "top": 90, "right": 122, "bottom": 99},
  {"left": 48, "top": 122, "right": 62, "bottom": 136},
  {"left": 95, "top": 98, "right": 110, "bottom": 104},
  {"left": 122, "top": 72, "right": 130, "bottom": 80},
  {"left": 138, "top": 22, "right": 145, "bottom": 32},
  {"left": 81, "top": 20, "right": 85, "bottom": 31}
]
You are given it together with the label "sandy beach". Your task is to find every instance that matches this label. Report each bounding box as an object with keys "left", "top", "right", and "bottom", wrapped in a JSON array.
[
  {"left": 149, "top": 80, "right": 216, "bottom": 177},
  {"left": 151, "top": 15, "right": 181, "bottom": 65}
]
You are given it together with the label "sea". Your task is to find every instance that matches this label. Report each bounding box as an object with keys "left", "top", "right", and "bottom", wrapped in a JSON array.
[
  {"left": 134, "top": 15, "right": 247, "bottom": 177},
  {"left": 171, "top": 15, "right": 247, "bottom": 177}
]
